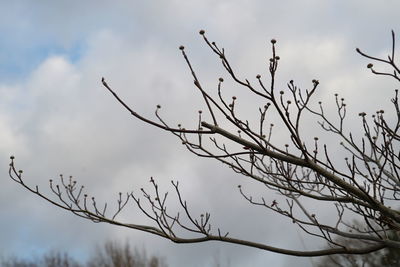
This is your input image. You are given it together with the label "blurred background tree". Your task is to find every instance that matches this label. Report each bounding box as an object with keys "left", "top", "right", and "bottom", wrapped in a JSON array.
[
  {"left": 1, "top": 240, "right": 167, "bottom": 267},
  {"left": 316, "top": 221, "right": 400, "bottom": 267}
]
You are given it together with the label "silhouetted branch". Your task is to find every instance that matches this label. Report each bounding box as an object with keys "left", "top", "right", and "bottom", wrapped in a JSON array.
[{"left": 9, "top": 30, "right": 400, "bottom": 257}]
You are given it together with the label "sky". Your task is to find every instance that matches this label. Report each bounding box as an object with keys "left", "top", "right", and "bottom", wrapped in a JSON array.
[{"left": 1, "top": 1, "right": 400, "bottom": 267}]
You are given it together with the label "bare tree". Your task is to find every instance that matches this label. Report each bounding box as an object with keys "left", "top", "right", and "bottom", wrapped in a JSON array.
[
  {"left": 316, "top": 220, "right": 400, "bottom": 266},
  {"left": 87, "top": 240, "right": 167, "bottom": 267},
  {"left": 1, "top": 241, "right": 167, "bottom": 267},
  {"left": 1, "top": 251, "right": 81, "bottom": 267},
  {"left": 9, "top": 30, "right": 400, "bottom": 258}
]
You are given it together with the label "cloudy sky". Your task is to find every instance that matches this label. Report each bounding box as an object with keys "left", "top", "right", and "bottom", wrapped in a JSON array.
[{"left": 1, "top": 1, "right": 400, "bottom": 267}]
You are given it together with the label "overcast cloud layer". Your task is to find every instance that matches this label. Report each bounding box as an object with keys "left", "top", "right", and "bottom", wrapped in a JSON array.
[{"left": 1, "top": 1, "right": 400, "bottom": 267}]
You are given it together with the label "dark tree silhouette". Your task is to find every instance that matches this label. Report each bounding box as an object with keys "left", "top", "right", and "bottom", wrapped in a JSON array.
[
  {"left": 317, "top": 220, "right": 400, "bottom": 266},
  {"left": 1, "top": 241, "right": 167, "bottom": 267},
  {"left": 87, "top": 241, "right": 167, "bottom": 267},
  {"left": 9, "top": 30, "right": 400, "bottom": 258}
]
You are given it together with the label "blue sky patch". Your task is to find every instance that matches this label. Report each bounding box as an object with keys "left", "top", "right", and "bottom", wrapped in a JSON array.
[{"left": 0, "top": 40, "right": 85, "bottom": 83}]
